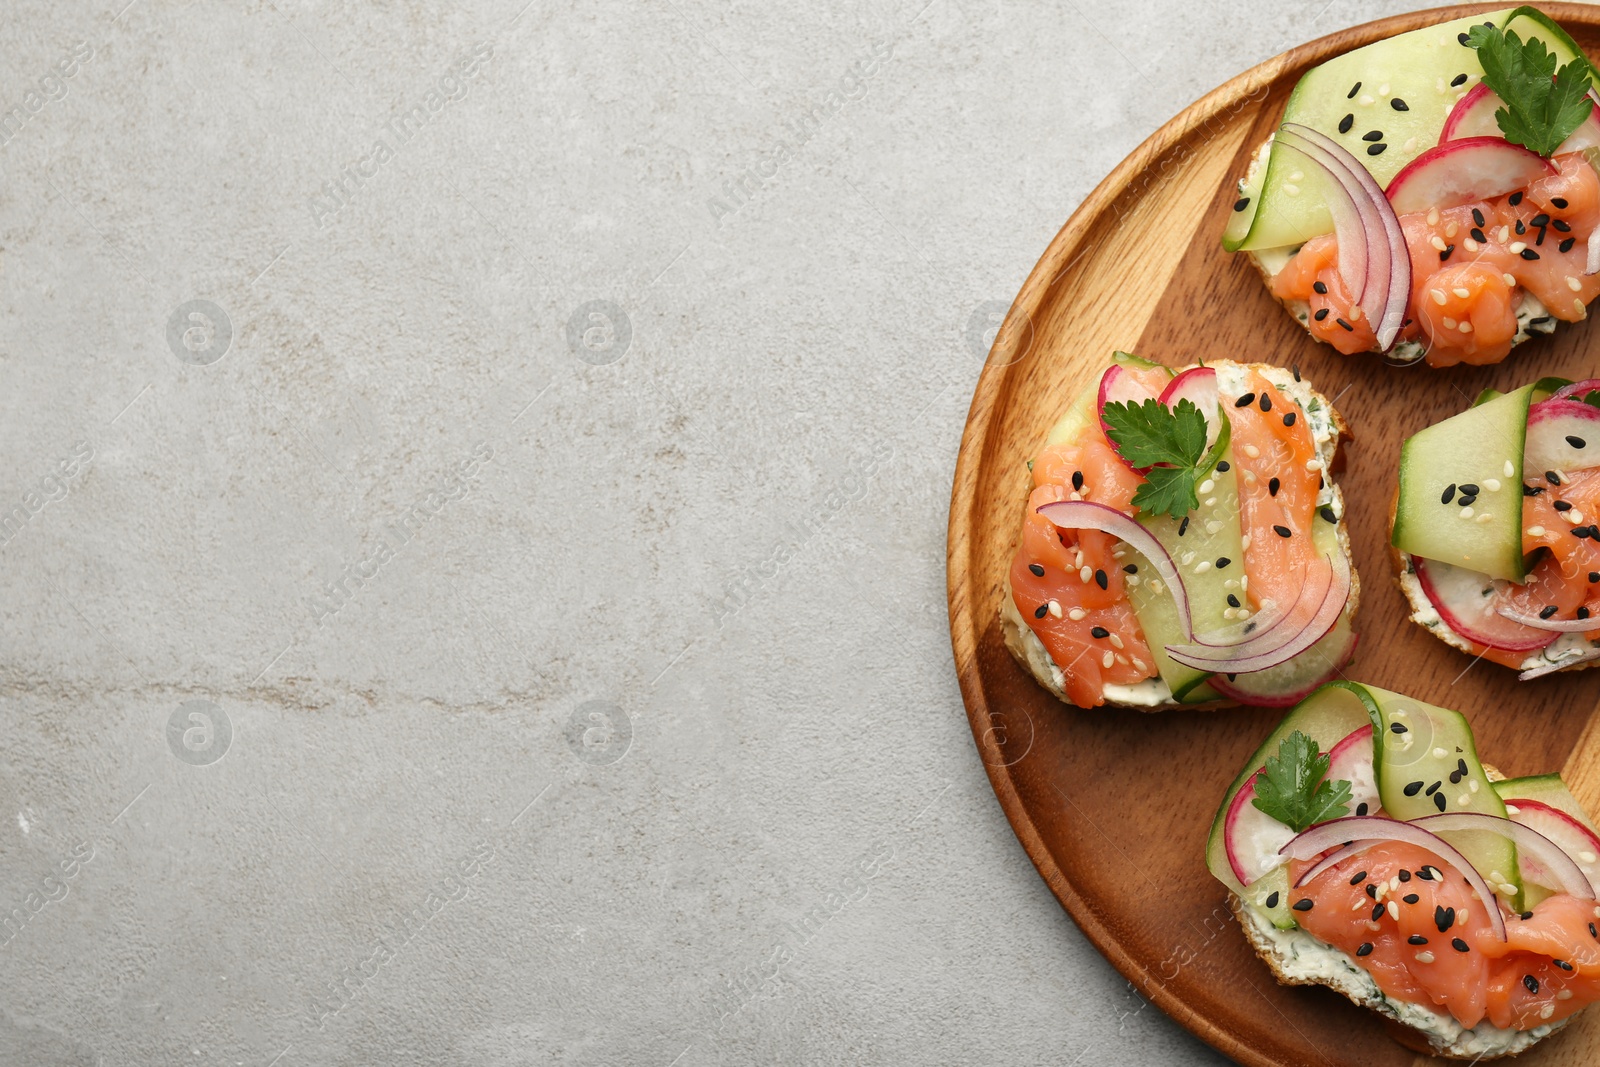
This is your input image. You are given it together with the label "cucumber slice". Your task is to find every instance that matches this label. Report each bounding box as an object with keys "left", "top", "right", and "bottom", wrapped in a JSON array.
[
  {"left": 1362, "top": 684, "right": 1521, "bottom": 908},
  {"left": 1245, "top": 866, "right": 1295, "bottom": 930},
  {"left": 1393, "top": 383, "right": 1536, "bottom": 582},
  {"left": 1125, "top": 430, "right": 1242, "bottom": 699},
  {"left": 1229, "top": 7, "right": 1600, "bottom": 252},
  {"left": 1205, "top": 681, "right": 1380, "bottom": 898}
]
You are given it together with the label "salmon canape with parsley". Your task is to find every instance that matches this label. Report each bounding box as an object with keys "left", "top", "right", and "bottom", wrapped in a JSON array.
[
  {"left": 1226, "top": 8, "right": 1600, "bottom": 368},
  {"left": 1213, "top": 682, "right": 1600, "bottom": 1058},
  {"left": 1392, "top": 377, "right": 1600, "bottom": 678},
  {"left": 1000, "top": 353, "right": 1358, "bottom": 710}
]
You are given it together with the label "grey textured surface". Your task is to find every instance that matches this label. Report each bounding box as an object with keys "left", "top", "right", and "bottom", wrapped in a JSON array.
[{"left": 0, "top": 1, "right": 1439, "bottom": 1064}]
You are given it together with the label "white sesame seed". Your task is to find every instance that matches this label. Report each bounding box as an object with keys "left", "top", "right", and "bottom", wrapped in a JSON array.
[
  {"left": 1427, "top": 208, "right": 1440, "bottom": 225},
  {"left": 1459, "top": 320, "right": 1473, "bottom": 333},
  {"left": 1388, "top": 901, "right": 1400, "bottom": 920},
  {"left": 1460, "top": 506, "right": 1475, "bottom": 519},
  {"left": 1132, "top": 657, "right": 1146, "bottom": 672},
  {"left": 1244, "top": 445, "right": 1260, "bottom": 458},
  {"left": 1475, "top": 513, "right": 1493, "bottom": 524},
  {"left": 1235, "top": 609, "right": 1250, "bottom": 620},
  {"left": 1576, "top": 297, "right": 1587, "bottom": 318},
  {"left": 1415, "top": 950, "right": 1435, "bottom": 964},
  {"left": 1569, "top": 275, "right": 1583, "bottom": 292},
  {"left": 1433, "top": 747, "right": 1447, "bottom": 758},
  {"left": 1306, "top": 458, "right": 1322, "bottom": 471},
  {"left": 1348, "top": 304, "right": 1363, "bottom": 322},
  {"left": 1498, "top": 227, "right": 1511, "bottom": 244},
  {"left": 1115, "top": 653, "right": 1128, "bottom": 666},
  {"left": 1566, "top": 509, "right": 1583, "bottom": 524},
  {"left": 1431, "top": 288, "right": 1447, "bottom": 305},
  {"left": 1451, "top": 287, "right": 1471, "bottom": 299},
  {"left": 1205, "top": 520, "right": 1222, "bottom": 535},
  {"left": 1075, "top": 550, "right": 1085, "bottom": 567},
  {"left": 1528, "top": 526, "right": 1546, "bottom": 537},
  {"left": 1350, "top": 897, "right": 1366, "bottom": 911},
  {"left": 1503, "top": 272, "right": 1517, "bottom": 287},
  {"left": 1582, "top": 851, "right": 1598, "bottom": 865},
  {"left": 1359, "top": 94, "right": 1374, "bottom": 105},
  {"left": 1126, "top": 574, "right": 1140, "bottom": 587},
  {"left": 1484, "top": 479, "right": 1501, "bottom": 491},
  {"left": 1068, "top": 608, "right": 1087, "bottom": 621},
  {"left": 1080, "top": 565, "right": 1093, "bottom": 582},
  {"left": 1284, "top": 183, "right": 1300, "bottom": 196},
  {"left": 1542, "top": 1004, "right": 1556, "bottom": 1020},
  {"left": 1442, "top": 316, "right": 1458, "bottom": 329},
  {"left": 1511, "top": 241, "right": 1527, "bottom": 253},
  {"left": 1205, "top": 497, "right": 1217, "bottom": 507},
  {"left": 1243, "top": 470, "right": 1258, "bottom": 484},
  {"left": 1378, "top": 82, "right": 1390, "bottom": 95},
  {"left": 1198, "top": 479, "right": 1215, "bottom": 494},
  {"left": 1222, "top": 607, "right": 1236, "bottom": 620},
  {"left": 1102, "top": 650, "right": 1115, "bottom": 669},
  {"left": 1224, "top": 578, "right": 1239, "bottom": 590},
  {"left": 1149, "top": 580, "right": 1162, "bottom": 594},
  {"left": 1048, "top": 599, "right": 1063, "bottom": 618},
  {"left": 1431, "top": 235, "right": 1448, "bottom": 251},
  {"left": 1366, "top": 920, "right": 1381, "bottom": 932},
  {"left": 1109, "top": 633, "right": 1124, "bottom": 649},
  {"left": 1240, "top": 575, "right": 1248, "bottom": 592},
  {"left": 1194, "top": 561, "right": 1211, "bottom": 574},
  {"left": 1464, "top": 238, "right": 1480, "bottom": 252},
  {"left": 1559, "top": 988, "right": 1574, "bottom": 1001},
  {"left": 1445, "top": 220, "right": 1459, "bottom": 238},
  {"left": 1180, "top": 551, "right": 1195, "bottom": 565}
]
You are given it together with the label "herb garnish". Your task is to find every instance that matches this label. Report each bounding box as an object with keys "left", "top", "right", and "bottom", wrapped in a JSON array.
[
  {"left": 1251, "top": 730, "right": 1353, "bottom": 834},
  {"left": 1467, "top": 24, "right": 1594, "bottom": 157},
  {"left": 1101, "top": 398, "right": 1210, "bottom": 520}
]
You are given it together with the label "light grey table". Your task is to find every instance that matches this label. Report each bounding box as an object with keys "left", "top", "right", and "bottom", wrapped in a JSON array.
[{"left": 0, "top": 1, "right": 1435, "bottom": 1063}]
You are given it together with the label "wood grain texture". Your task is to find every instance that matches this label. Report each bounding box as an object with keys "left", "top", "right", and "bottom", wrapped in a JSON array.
[{"left": 947, "top": 6, "right": 1600, "bottom": 1066}]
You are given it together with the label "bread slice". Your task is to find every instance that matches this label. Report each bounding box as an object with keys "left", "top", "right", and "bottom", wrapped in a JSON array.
[
  {"left": 1386, "top": 488, "right": 1600, "bottom": 678},
  {"left": 1002, "top": 361, "right": 1356, "bottom": 710},
  {"left": 1236, "top": 139, "right": 1561, "bottom": 366}
]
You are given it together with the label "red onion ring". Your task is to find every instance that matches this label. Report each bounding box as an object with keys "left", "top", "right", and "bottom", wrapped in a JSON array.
[
  {"left": 1282, "top": 816, "right": 1507, "bottom": 942},
  {"left": 1413, "top": 813, "right": 1596, "bottom": 902},
  {"left": 1034, "top": 500, "right": 1192, "bottom": 639},
  {"left": 1521, "top": 650, "right": 1600, "bottom": 681},
  {"left": 1166, "top": 550, "right": 1351, "bottom": 674},
  {"left": 1496, "top": 604, "right": 1600, "bottom": 632}
]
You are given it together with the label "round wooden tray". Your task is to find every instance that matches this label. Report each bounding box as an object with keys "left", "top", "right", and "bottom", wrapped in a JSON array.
[{"left": 947, "top": 6, "right": 1600, "bottom": 1066}]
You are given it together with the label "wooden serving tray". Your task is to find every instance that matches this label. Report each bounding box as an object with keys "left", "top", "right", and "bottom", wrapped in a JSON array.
[{"left": 946, "top": 6, "right": 1600, "bottom": 1065}]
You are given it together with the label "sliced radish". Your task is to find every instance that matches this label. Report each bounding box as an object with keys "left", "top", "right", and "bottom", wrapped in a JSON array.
[
  {"left": 1440, "top": 83, "right": 1501, "bottom": 142},
  {"left": 1551, "top": 378, "right": 1600, "bottom": 404},
  {"left": 1502, "top": 797, "right": 1600, "bottom": 895},
  {"left": 1413, "top": 556, "right": 1554, "bottom": 653},
  {"left": 1385, "top": 137, "right": 1555, "bottom": 216},
  {"left": 1097, "top": 365, "right": 1164, "bottom": 474},
  {"left": 1523, "top": 397, "right": 1600, "bottom": 481},
  {"left": 1327, "top": 723, "right": 1381, "bottom": 818},
  {"left": 1415, "top": 813, "right": 1596, "bottom": 901},
  {"left": 1157, "top": 367, "right": 1221, "bottom": 457},
  {"left": 1208, "top": 616, "right": 1357, "bottom": 707}
]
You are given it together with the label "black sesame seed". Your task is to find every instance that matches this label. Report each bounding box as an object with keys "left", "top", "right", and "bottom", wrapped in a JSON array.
[
  {"left": 1367, "top": 143, "right": 1387, "bottom": 156},
  {"left": 1398, "top": 870, "right": 1411, "bottom": 883},
  {"left": 1226, "top": 593, "right": 1240, "bottom": 608},
  {"left": 1350, "top": 870, "right": 1368, "bottom": 885},
  {"left": 1356, "top": 802, "right": 1369, "bottom": 816},
  {"left": 1269, "top": 477, "right": 1281, "bottom": 497},
  {"left": 1273, "top": 524, "right": 1292, "bottom": 538},
  {"left": 1072, "top": 470, "right": 1084, "bottom": 491},
  {"left": 1577, "top": 526, "right": 1593, "bottom": 540},
  {"left": 1265, "top": 891, "right": 1280, "bottom": 908},
  {"left": 1391, "top": 722, "right": 1408, "bottom": 734},
  {"left": 1348, "top": 81, "right": 1362, "bottom": 98},
  {"left": 1591, "top": 922, "right": 1597, "bottom": 938},
  {"left": 1579, "top": 607, "right": 1591, "bottom": 620},
  {"left": 1404, "top": 893, "right": 1420, "bottom": 904},
  {"left": 1567, "top": 435, "right": 1587, "bottom": 448},
  {"left": 1094, "top": 569, "right": 1108, "bottom": 590},
  {"left": 1452, "top": 937, "right": 1470, "bottom": 953},
  {"left": 1338, "top": 113, "right": 1354, "bottom": 134},
  {"left": 1123, "top": 564, "right": 1138, "bottom": 574},
  {"left": 1436, "top": 906, "right": 1454, "bottom": 932},
  {"left": 1532, "top": 213, "right": 1550, "bottom": 227},
  {"left": 1234, "top": 392, "right": 1256, "bottom": 408},
  {"left": 1442, "top": 483, "right": 1457, "bottom": 504},
  {"left": 1090, "top": 626, "right": 1109, "bottom": 639},
  {"left": 1433, "top": 791, "right": 1447, "bottom": 812},
  {"left": 1449, "top": 770, "right": 1462, "bottom": 785},
  {"left": 1178, "top": 516, "right": 1189, "bottom": 537},
  {"left": 1554, "top": 219, "right": 1572, "bottom": 233},
  {"left": 1259, "top": 393, "right": 1271, "bottom": 412},
  {"left": 1525, "top": 974, "right": 1541, "bottom": 994},
  {"left": 1216, "top": 461, "right": 1231, "bottom": 474},
  {"left": 1292, "top": 365, "right": 1301, "bottom": 381},
  {"left": 1390, "top": 97, "right": 1408, "bottom": 111},
  {"left": 1292, "top": 898, "right": 1314, "bottom": 912},
  {"left": 1471, "top": 227, "right": 1487, "bottom": 243},
  {"left": 1233, "top": 197, "right": 1251, "bottom": 212},
  {"left": 1556, "top": 959, "right": 1575, "bottom": 971},
  {"left": 1521, "top": 248, "right": 1541, "bottom": 260},
  {"left": 1472, "top": 208, "right": 1486, "bottom": 227},
  {"left": 1541, "top": 605, "right": 1560, "bottom": 619},
  {"left": 1372, "top": 902, "right": 1386, "bottom": 921},
  {"left": 1313, "top": 280, "right": 1328, "bottom": 294},
  {"left": 1418, "top": 868, "right": 1435, "bottom": 881},
  {"left": 1452, "top": 73, "right": 1469, "bottom": 86},
  {"left": 1336, "top": 317, "right": 1355, "bottom": 330},
  {"left": 1458, "top": 31, "right": 1471, "bottom": 44},
  {"left": 1404, "top": 781, "right": 1424, "bottom": 796},
  {"left": 1366, "top": 882, "right": 1379, "bottom": 899},
  {"left": 1034, "top": 604, "right": 1049, "bottom": 618},
  {"left": 1525, "top": 484, "right": 1547, "bottom": 496},
  {"left": 1426, "top": 781, "right": 1442, "bottom": 796},
  {"left": 1561, "top": 237, "right": 1576, "bottom": 253},
  {"left": 1320, "top": 506, "right": 1337, "bottom": 524},
  {"left": 1357, "top": 942, "right": 1374, "bottom": 956},
  {"left": 1460, "top": 483, "right": 1478, "bottom": 495},
  {"left": 1283, "top": 412, "right": 1296, "bottom": 427},
  {"left": 1511, "top": 191, "right": 1524, "bottom": 206},
  {"left": 1362, "top": 129, "right": 1384, "bottom": 142},
  {"left": 1409, "top": 934, "right": 1429, "bottom": 945},
  {"left": 1554, "top": 197, "right": 1569, "bottom": 208},
  {"left": 1314, "top": 308, "right": 1330, "bottom": 321},
  {"left": 1516, "top": 218, "right": 1527, "bottom": 235},
  {"left": 1548, "top": 470, "right": 1562, "bottom": 485},
  {"left": 1590, "top": 572, "right": 1599, "bottom": 583},
  {"left": 1538, "top": 227, "right": 1547, "bottom": 246},
  {"left": 1556, "top": 500, "right": 1573, "bottom": 511},
  {"left": 1439, "top": 244, "right": 1455, "bottom": 261},
  {"left": 1458, "top": 494, "right": 1478, "bottom": 507},
  {"left": 1029, "top": 563, "right": 1045, "bottom": 577},
  {"left": 1216, "top": 557, "right": 1231, "bottom": 569}
]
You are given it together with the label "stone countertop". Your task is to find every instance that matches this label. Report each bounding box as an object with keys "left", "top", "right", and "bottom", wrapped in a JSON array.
[{"left": 0, "top": 1, "right": 1427, "bottom": 1063}]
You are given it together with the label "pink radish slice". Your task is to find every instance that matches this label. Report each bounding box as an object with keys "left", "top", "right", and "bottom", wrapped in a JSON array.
[
  {"left": 1523, "top": 397, "right": 1600, "bottom": 482},
  {"left": 1502, "top": 797, "right": 1600, "bottom": 894},
  {"left": 1207, "top": 618, "right": 1357, "bottom": 708},
  {"left": 1413, "top": 556, "right": 1555, "bottom": 653},
  {"left": 1441, "top": 83, "right": 1500, "bottom": 142},
  {"left": 1414, "top": 813, "right": 1596, "bottom": 901},
  {"left": 1385, "top": 137, "right": 1555, "bottom": 216},
  {"left": 1224, "top": 723, "right": 1376, "bottom": 884},
  {"left": 1551, "top": 378, "right": 1600, "bottom": 404},
  {"left": 1157, "top": 367, "right": 1221, "bottom": 457},
  {"left": 1282, "top": 816, "right": 1508, "bottom": 942},
  {"left": 1097, "top": 365, "right": 1164, "bottom": 474}
]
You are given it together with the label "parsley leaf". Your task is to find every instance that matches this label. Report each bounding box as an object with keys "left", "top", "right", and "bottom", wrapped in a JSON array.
[
  {"left": 1468, "top": 24, "right": 1595, "bottom": 158},
  {"left": 1101, "top": 398, "right": 1209, "bottom": 520},
  {"left": 1250, "top": 730, "right": 1353, "bottom": 834}
]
